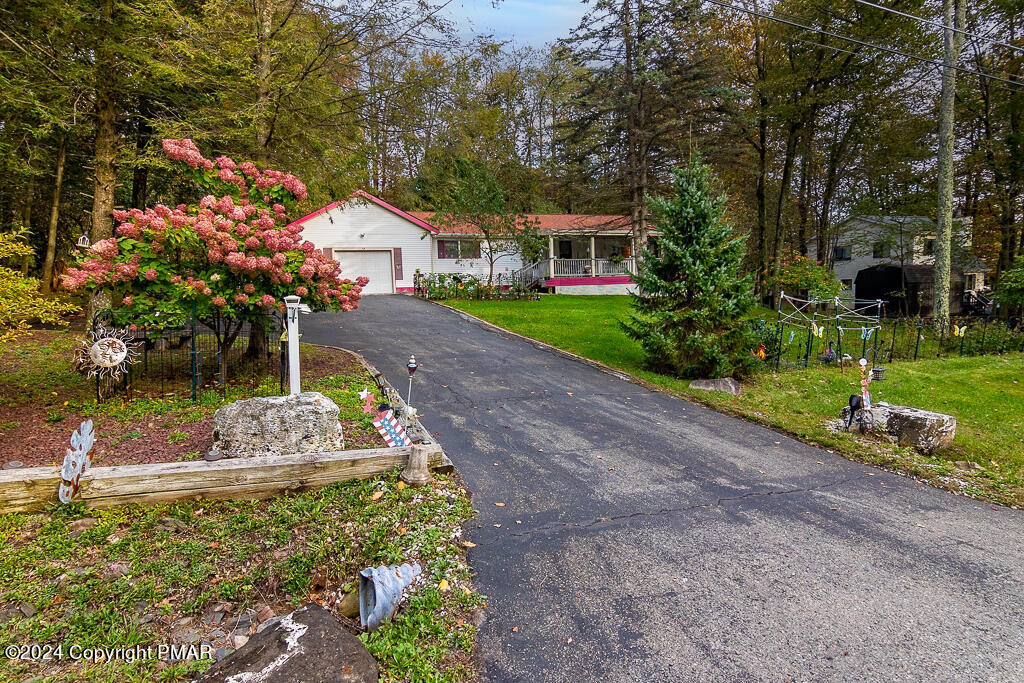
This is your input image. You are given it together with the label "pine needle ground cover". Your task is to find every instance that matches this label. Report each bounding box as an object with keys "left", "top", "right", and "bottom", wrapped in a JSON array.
[
  {"left": 0, "top": 473, "right": 481, "bottom": 682},
  {"left": 447, "top": 296, "right": 1024, "bottom": 507}
]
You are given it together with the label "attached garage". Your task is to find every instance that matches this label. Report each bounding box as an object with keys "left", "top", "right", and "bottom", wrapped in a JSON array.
[
  {"left": 328, "top": 249, "right": 394, "bottom": 294},
  {"left": 292, "top": 191, "right": 435, "bottom": 294}
]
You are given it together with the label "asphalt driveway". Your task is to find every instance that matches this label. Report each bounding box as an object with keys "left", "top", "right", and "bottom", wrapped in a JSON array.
[{"left": 303, "top": 295, "right": 1024, "bottom": 682}]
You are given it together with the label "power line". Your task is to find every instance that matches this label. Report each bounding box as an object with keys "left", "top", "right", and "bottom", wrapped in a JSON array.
[
  {"left": 847, "top": 0, "right": 1024, "bottom": 57},
  {"left": 704, "top": 0, "right": 1024, "bottom": 92}
]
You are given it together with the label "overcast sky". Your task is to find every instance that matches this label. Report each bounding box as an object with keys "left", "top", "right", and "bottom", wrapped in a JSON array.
[{"left": 443, "top": 0, "right": 588, "bottom": 47}]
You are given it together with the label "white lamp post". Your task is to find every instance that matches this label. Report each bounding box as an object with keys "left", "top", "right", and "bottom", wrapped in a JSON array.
[{"left": 284, "top": 296, "right": 303, "bottom": 395}]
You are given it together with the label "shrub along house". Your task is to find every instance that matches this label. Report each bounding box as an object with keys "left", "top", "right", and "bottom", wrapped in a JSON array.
[{"left": 290, "top": 191, "right": 648, "bottom": 294}]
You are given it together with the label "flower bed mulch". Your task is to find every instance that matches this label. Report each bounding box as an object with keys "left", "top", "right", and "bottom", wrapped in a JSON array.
[{"left": 0, "top": 329, "right": 385, "bottom": 469}]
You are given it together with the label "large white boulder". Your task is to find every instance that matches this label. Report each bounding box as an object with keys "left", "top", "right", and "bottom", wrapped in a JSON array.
[{"left": 208, "top": 392, "right": 345, "bottom": 459}]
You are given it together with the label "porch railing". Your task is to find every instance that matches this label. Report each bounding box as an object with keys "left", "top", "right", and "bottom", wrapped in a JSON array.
[
  {"left": 551, "top": 257, "right": 636, "bottom": 277},
  {"left": 513, "top": 257, "right": 638, "bottom": 287}
]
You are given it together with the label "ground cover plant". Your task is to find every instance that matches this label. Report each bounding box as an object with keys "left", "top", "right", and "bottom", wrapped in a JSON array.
[
  {"left": 0, "top": 328, "right": 384, "bottom": 468},
  {"left": 0, "top": 470, "right": 481, "bottom": 681},
  {"left": 447, "top": 295, "right": 1024, "bottom": 507}
]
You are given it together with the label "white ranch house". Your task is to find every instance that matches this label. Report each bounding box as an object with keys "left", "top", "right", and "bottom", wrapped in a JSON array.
[{"left": 290, "top": 191, "right": 647, "bottom": 294}]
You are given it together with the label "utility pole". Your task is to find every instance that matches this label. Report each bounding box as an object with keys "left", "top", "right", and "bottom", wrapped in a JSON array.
[{"left": 933, "top": 0, "right": 966, "bottom": 330}]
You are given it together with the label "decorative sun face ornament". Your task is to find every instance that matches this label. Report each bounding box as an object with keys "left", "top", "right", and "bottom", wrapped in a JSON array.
[{"left": 74, "top": 327, "right": 140, "bottom": 380}]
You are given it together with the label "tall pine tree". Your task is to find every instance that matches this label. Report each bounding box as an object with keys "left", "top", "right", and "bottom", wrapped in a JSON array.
[{"left": 623, "top": 158, "right": 756, "bottom": 379}]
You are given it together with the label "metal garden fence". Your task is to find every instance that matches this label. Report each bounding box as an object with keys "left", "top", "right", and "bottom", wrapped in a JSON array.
[
  {"left": 92, "top": 311, "right": 284, "bottom": 402},
  {"left": 759, "top": 313, "right": 1024, "bottom": 371}
]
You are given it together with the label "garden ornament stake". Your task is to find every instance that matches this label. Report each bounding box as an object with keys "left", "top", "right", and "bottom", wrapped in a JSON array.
[
  {"left": 358, "top": 562, "right": 421, "bottom": 632},
  {"left": 406, "top": 354, "right": 418, "bottom": 405},
  {"left": 59, "top": 420, "right": 95, "bottom": 504},
  {"left": 846, "top": 358, "right": 875, "bottom": 432}
]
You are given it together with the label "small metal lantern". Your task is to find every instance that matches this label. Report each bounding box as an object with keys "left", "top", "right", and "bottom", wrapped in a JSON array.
[{"left": 871, "top": 367, "right": 887, "bottom": 381}]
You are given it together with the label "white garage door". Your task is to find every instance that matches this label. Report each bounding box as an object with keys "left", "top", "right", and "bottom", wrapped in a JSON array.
[{"left": 332, "top": 250, "right": 393, "bottom": 294}]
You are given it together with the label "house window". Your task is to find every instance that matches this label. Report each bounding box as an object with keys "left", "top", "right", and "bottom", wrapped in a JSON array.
[
  {"left": 872, "top": 242, "right": 889, "bottom": 259},
  {"left": 833, "top": 245, "right": 852, "bottom": 261},
  {"left": 841, "top": 279, "right": 854, "bottom": 290},
  {"left": 922, "top": 238, "right": 936, "bottom": 256},
  {"left": 437, "top": 239, "right": 481, "bottom": 259},
  {"left": 965, "top": 273, "right": 977, "bottom": 290}
]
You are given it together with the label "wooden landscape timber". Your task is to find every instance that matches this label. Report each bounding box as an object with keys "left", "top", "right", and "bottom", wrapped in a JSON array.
[{"left": 0, "top": 445, "right": 453, "bottom": 513}]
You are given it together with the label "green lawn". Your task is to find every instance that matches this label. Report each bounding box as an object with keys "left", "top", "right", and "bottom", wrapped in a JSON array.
[{"left": 446, "top": 295, "right": 1024, "bottom": 507}]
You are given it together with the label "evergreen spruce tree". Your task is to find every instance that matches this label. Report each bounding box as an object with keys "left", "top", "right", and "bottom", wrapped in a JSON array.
[{"left": 623, "top": 158, "right": 756, "bottom": 379}]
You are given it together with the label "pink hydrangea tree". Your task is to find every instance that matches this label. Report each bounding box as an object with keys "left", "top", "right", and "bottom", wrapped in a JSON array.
[{"left": 63, "top": 139, "right": 368, "bottom": 381}]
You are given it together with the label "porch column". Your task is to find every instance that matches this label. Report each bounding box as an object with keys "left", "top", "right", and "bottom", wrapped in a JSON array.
[
  {"left": 548, "top": 235, "right": 555, "bottom": 277},
  {"left": 590, "top": 236, "right": 596, "bottom": 276}
]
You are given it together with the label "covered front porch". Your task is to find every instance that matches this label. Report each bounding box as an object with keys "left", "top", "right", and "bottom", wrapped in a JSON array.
[{"left": 545, "top": 234, "right": 637, "bottom": 277}]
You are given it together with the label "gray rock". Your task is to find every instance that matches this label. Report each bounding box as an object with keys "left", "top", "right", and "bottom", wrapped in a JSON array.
[
  {"left": 208, "top": 392, "right": 345, "bottom": 459},
  {"left": 839, "top": 402, "right": 956, "bottom": 453},
  {"left": 198, "top": 603, "right": 378, "bottom": 683},
  {"left": 230, "top": 634, "right": 249, "bottom": 649},
  {"left": 689, "top": 378, "right": 742, "bottom": 396},
  {"left": 18, "top": 602, "right": 35, "bottom": 618},
  {"left": 69, "top": 518, "right": 98, "bottom": 532},
  {"left": 174, "top": 628, "right": 201, "bottom": 644},
  {"left": 223, "top": 613, "right": 253, "bottom": 632}
]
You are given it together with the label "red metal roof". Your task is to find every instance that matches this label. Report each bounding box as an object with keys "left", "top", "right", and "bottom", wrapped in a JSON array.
[
  {"left": 287, "top": 191, "right": 630, "bottom": 236},
  {"left": 409, "top": 212, "right": 631, "bottom": 235}
]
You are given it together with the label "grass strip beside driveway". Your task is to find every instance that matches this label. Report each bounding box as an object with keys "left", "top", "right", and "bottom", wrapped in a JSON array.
[{"left": 445, "top": 295, "right": 1024, "bottom": 508}]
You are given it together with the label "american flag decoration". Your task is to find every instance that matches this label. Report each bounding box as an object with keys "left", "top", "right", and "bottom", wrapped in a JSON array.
[{"left": 373, "top": 410, "right": 412, "bottom": 447}]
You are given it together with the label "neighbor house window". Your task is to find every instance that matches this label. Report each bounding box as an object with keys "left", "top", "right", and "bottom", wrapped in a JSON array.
[
  {"left": 923, "top": 238, "right": 936, "bottom": 256},
  {"left": 872, "top": 242, "right": 889, "bottom": 259},
  {"left": 841, "top": 279, "right": 854, "bottom": 290},
  {"left": 437, "top": 239, "right": 481, "bottom": 259},
  {"left": 833, "top": 245, "right": 852, "bottom": 261}
]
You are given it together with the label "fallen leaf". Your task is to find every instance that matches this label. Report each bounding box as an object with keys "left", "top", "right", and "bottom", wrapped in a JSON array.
[
  {"left": 398, "top": 527, "right": 407, "bottom": 534},
  {"left": 397, "top": 481, "right": 406, "bottom": 491},
  {"left": 493, "top": 523, "right": 501, "bottom": 528},
  {"left": 567, "top": 392, "right": 573, "bottom": 396},
  {"left": 816, "top": 461, "right": 824, "bottom": 465},
  {"left": 371, "top": 491, "right": 384, "bottom": 501},
  {"left": 512, "top": 626, "right": 519, "bottom": 632},
  {"left": 494, "top": 502, "right": 505, "bottom": 507},
  {"left": 567, "top": 638, "right": 573, "bottom": 644},
  {"left": 438, "top": 579, "right": 450, "bottom": 591},
  {"left": 461, "top": 541, "right": 477, "bottom": 548}
]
